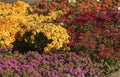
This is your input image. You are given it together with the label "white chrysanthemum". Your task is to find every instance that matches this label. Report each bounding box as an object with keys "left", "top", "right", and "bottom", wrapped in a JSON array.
[
  {"left": 68, "top": 0, "right": 76, "bottom": 2},
  {"left": 118, "top": 7, "right": 120, "bottom": 10}
]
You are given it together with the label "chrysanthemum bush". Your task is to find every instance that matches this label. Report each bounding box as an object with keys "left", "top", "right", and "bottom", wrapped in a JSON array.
[
  {"left": 33, "top": 0, "right": 120, "bottom": 13},
  {"left": 0, "top": 1, "right": 33, "bottom": 15},
  {"left": 0, "top": 1, "right": 69, "bottom": 52},
  {"left": 0, "top": 1, "right": 32, "bottom": 48},
  {"left": 13, "top": 23, "right": 69, "bottom": 52},
  {"left": 63, "top": 10, "right": 120, "bottom": 75},
  {"left": 33, "top": 0, "right": 120, "bottom": 21},
  {"left": 0, "top": 51, "right": 103, "bottom": 77}
]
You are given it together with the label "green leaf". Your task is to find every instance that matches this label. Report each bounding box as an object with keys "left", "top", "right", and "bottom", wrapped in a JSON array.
[
  {"left": 67, "top": 74, "right": 72, "bottom": 77},
  {"left": 101, "top": 59, "right": 104, "bottom": 63},
  {"left": 26, "top": 8, "right": 32, "bottom": 15}
]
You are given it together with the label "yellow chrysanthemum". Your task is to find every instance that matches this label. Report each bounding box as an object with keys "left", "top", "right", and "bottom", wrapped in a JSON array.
[
  {"left": 0, "top": 1, "right": 69, "bottom": 52},
  {"left": 44, "top": 47, "right": 49, "bottom": 52}
]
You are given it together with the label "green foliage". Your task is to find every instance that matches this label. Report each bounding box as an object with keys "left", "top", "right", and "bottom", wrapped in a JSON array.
[{"left": 12, "top": 32, "right": 52, "bottom": 53}]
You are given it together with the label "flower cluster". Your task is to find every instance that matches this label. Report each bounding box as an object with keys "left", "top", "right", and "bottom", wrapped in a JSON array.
[
  {"left": 64, "top": 8, "right": 120, "bottom": 75},
  {"left": 0, "top": 51, "right": 102, "bottom": 77},
  {"left": 0, "top": 1, "right": 33, "bottom": 48},
  {"left": 0, "top": 14, "right": 21, "bottom": 48},
  {"left": 0, "top": 1, "right": 32, "bottom": 15},
  {"left": 14, "top": 23, "right": 69, "bottom": 52},
  {"left": 1, "top": 0, "right": 120, "bottom": 76},
  {"left": 33, "top": 0, "right": 120, "bottom": 17},
  {"left": 37, "top": 23, "right": 69, "bottom": 51},
  {"left": 14, "top": 11, "right": 68, "bottom": 52},
  {"left": 0, "top": 1, "right": 69, "bottom": 52},
  {"left": 0, "top": 46, "right": 11, "bottom": 52},
  {"left": 32, "top": 0, "right": 120, "bottom": 74},
  {"left": 77, "top": 0, "right": 120, "bottom": 12},
  {"left": 67, "top": 10, "right": 120, "bottom": 56}
]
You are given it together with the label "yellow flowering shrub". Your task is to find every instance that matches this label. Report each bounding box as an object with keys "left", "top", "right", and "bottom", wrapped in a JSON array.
[
  {"left": 13, "top": 14, "right": 69, "bottom": 52},
  {"left": 0, "top": 1, "right": 31, "bottom": 48},
  {"left": 0, "top": 1, "right": 69, "bottom": 52},
  {"left": 36, "top": 23, "right": 69, "bottom": 52},
  {"left": 0, "top": 15, "right": 21, "bottom": 48},
  {"left": 0, "top": 1, "right": 32, "bottom": 15}
]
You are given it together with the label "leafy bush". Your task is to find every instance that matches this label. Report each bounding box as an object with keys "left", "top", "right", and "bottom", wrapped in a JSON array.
[
  {"left": 0, "top": 1, "right": 33, "bottom": 48},
  {"left": 0, "top": 1, "right": 69, "bottom": 53},
  {"left": 12, "top": 23, "right": 69, "bottom": 53},
  {"left": 65, "top": 10, "right": 120, "bottom": 75},
  {"left": 33, "top": 0, "right": 120, "bottom": 14},
  {"left": 12, "top": 32, "right": 52, "bottom": 53}
]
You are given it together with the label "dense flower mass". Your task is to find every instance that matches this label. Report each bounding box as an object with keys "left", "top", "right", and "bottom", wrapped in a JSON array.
[
  {"left": 0, "top": 0, "right": 120, "bottom": 77},
  {"left": 0, "top": 1, "right": 32, "bottom": 15},
  {"left": 0, "top": 51, "right": 102, "bottom": 77},
  {"left": 0, "top": 1, "right": 69, "bottom": 52},
  {"left": 33, "top": 0, "right": 120, "bottom": 75},
  {"left": 0, "top": 1, "right": 32, "bottom": 48}
]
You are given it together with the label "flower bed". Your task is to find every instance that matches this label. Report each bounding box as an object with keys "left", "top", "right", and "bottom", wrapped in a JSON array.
[
  {"left": 0, "top": 0, "right": 120, "bottom": 77},
  {"left": 0, "top": 51, "right": 103, "bottom": 77}
]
